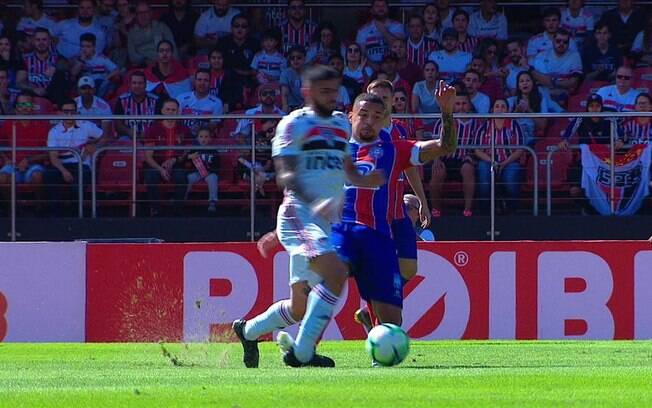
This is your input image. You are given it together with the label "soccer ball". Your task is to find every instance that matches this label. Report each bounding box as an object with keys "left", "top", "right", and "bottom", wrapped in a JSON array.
[{"left": 365, "top": 323, "right": 410, "bottom": 367}]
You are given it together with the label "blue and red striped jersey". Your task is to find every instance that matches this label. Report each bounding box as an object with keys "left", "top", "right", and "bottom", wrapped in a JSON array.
[{"left": 342, "top": 137, "right": 420, "bottom": 236}]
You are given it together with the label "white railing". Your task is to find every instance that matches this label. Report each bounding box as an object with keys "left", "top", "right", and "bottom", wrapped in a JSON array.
[{"left": 2, "top": 111, "right": 650, "bottom": 242}]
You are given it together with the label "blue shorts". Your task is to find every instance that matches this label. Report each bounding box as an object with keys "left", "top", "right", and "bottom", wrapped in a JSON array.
[
  {"left": 391, "top": 216, "right": 417, "bottom": 260},
  {"left": 0, "top": 164, "right": 46, "bottom": 183},
  {"left": 331, "top": 222, "right": 403, "bottom": 308}
]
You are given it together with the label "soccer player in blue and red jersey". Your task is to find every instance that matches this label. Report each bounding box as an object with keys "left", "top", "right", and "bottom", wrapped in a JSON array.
[
  {"left": 353, "top": 79, "right": 432, "bottom": 332},
  {"left": 331, "top": 83, "right": 457, "bottom": 327}
]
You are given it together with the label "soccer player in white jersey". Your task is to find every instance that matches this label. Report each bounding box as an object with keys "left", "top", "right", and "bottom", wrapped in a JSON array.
[{"left": 232, "top": 65, "right": 384, "bottom": 368}]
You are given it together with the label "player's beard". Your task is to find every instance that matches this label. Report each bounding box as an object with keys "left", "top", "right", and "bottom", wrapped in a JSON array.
[{"left": 312, "top": 100, "right": 334, "bottom": 117}]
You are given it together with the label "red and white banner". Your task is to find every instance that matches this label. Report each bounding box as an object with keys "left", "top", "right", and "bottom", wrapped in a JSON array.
[
  {"left": 0, "top": 242, "right": 86, "bottom": 342},
  {"left": 85, "top": 242, "right": 652, "bottom": 342}
]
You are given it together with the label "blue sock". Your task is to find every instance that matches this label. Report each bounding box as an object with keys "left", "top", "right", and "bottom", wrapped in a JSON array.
[
  {"left": 293, "top": 283, "right": 338, "bottom": 363},
  {"left": 244, "top": 300, "right": 296, "bottom": 341}
]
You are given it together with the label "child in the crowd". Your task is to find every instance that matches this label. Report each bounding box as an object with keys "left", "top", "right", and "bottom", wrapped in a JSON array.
[
  {"left": 186, "top": 127, "right": 220, "bottom": 213},
  {"left": 70, "top": 33, "right": 119, "bottom": 97},
  {"left": 251, "top": 29, "right": 287, "bottom": 84},
  {"left": 237, "top": 118, "right": 276, "bottom": 196}
]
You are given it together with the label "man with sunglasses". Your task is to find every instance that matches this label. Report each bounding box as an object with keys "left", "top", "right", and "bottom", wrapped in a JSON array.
[
  {"left": 532, "top": 29, "right": 582, "bottom": 100},
  {"left": 280, "top": 0, "right": 316, "bottom": 55},
  {"left": 234, "top": 83, "right": 284, "bottom": 144},
  {"left": 596, "top": 65, "right": 640, "bottom": 112},
  {"left": 0, "top": 92, "right": 50, "bottom": 212},
  {"left": 217, "top": 14, "right": 259, "bottom": 91},
  {"left": 527, "top": 7, "right": 578, "bottom": 59},
  {"left": 280, "top": 46, "right": 306, "bottom": 112}
]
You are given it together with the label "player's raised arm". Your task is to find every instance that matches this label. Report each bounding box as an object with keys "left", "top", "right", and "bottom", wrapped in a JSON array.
[
  {"left": 417, "top": 81, "right": 458, "bottom": 163},
  {"left": 343, "top": 156, "right": 386, "bottom": 188}
]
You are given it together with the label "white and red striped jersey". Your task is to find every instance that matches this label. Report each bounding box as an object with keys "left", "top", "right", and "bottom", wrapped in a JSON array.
[
  {"left": 457, "top": 35, "right": 478, "bottom": 54},
  {"left": 113, "top": 92, "right": 159, "bottom": 136},
  {"left": 23, "top": 52, "right": 58, "bottom": 88},
  {"left": 433, "top": 117, "right": 479, "bottom": 160},
  {"left": 407, "top": 36, "right": 438, "bottom": 68},
  {"left": 621, "top": 118, "right": 652, "bottom": 144},
  {"left": 280, "top": 19, "right": 316, "bottom": 53},
  {"left": 474, "top": 119, "right": 524, "bottom": 163}
]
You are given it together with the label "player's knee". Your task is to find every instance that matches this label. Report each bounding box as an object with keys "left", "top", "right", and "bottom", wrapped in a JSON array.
[{"left": 399, "top": 259, "right": 417, "bottom": 281}]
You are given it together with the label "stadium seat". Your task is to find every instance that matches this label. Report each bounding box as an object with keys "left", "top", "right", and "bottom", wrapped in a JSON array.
[{"left": 96, "top": 141, "right": 144, "bottom": 193}]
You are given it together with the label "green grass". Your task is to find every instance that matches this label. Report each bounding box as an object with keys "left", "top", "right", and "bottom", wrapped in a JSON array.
[{"left": 1, "top": 341, "right": 652, "bottom": 407}]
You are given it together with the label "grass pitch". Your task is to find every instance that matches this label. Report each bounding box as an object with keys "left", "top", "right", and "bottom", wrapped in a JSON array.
[{"left": 1, "top": 341, "right": 651, "bottom": 407}]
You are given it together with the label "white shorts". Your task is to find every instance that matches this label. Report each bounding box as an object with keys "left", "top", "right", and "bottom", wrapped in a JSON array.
[{"left": 276, "top": 200, "right": 334, "bottom": 287}]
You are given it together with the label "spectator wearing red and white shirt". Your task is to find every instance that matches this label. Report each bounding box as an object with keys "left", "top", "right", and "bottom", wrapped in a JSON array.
[
  {"left": 527, "top": 7, "right": 578, "bottom": 60},
  {"left": 0, "top": 93, "right": 50, "bottom": 195},
  {"left": 390, "top": 39, "right": 422, "bottom": 86},
  {"left": 468, "top": 0, "right": 508, "bottom": 41},
  {"left": 452, "top": 9, "right": 478, "bottom": 54},
  {"left": 251, "top": 29, "right": 287, "bottom": 84},
  {"left": 392, "top": 88, "right": 424, "bottom": 140},
  {"left": 428, "top": 28, "right": 472, "bottom": 84},
  {"left": 143, "top": 98, "right": 193, "bottom": 216},
  {"left": 194, "top": 0, "right": 241, "bottom": 51},
  {"left": 355, "top": 0, "right": 405, "bottom": 67},
  {"left": 405, "top": 14, "right": 438, "bottom": 69},
  {"left": 234, "top": 83, "right": 285, "bottom": 143},
  {"left": 621, "top": 93, "right": 652, "bottom": 144},
  {"left": 532, "top": 29, "right": 582, "bottom": 100},
  {"left": 596, "top": 65, "right": 640, "bottom": 112},
  {"left": 113, "top": 71, "right": 159, "bottom": 139},
  {"left": 20, "top": 28, "right": 58, "bottom": 99},
  {"left": 16, "top": 0, "right": 57, "bottom": 37},
  {"left": 561, "top": 0, "right": 595, "bottom": 49},
  {"left": 177, "top": 69, "right": 224, "bottom": 136},
  {"left": 429, "top": 91, "right": 478, "bottom": 217},
  {"left": 280, "top": 0, "right": 316, "bottom": 54},
  {"left": 378, "top": 53, "right": 412, "bottom": 102},
  {"left": 53, "top": 0, "right": 106, "bottom": 58},
  {"left": 143, "top": 40, "right": 192, "bottom": 99},
  {"left": 474, "top": 98, "right": 525, "bottom": 214}
]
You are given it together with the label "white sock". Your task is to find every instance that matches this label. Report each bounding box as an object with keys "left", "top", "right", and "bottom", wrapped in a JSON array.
[
  {"left": 243, "top": 300, "right": 297, "bottom": 341},
  {"left": 294, "top": 283, "right": 338, "bottom": 363}
]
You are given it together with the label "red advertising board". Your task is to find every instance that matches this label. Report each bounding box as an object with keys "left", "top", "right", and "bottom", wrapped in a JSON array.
[{"left": 86, "top": 242, "right": 652, "bottom": 342}]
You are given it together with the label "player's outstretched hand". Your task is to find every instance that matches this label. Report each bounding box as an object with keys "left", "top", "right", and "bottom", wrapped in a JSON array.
[
  {"left": 257, "top": 230, "right": 280, "bottom": 258},
  {"left": 434, "top": 80, "right": 456, "bottom": 113},
  {"left": 419, "top": 202, "right": 431, "bottom": 228}
]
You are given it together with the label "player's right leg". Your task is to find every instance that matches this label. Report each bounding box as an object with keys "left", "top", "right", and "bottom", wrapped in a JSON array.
[{"left": 232, "top": 281, "right": 309, "bottom": 368}]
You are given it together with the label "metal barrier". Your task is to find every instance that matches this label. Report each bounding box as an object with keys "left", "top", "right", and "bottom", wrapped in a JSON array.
[
  {"left": 2, "top": 112, "right": 651, "bottom": 242},
  {"left": 0, "top": 146, "right": 84, "bottom": 241}
]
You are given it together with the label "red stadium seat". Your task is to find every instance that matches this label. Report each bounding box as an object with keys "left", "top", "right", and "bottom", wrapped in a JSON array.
[{"left": 97, "top": 141, "right": 143, "bottom": 192}]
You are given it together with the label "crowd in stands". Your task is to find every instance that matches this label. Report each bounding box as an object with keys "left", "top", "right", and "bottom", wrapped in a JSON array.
[{"left": 0, "top": 0, "right": 652, "bottom": 217}]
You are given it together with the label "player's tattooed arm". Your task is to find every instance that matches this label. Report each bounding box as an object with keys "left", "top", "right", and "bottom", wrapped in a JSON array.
[
  {"left": 439, "top": 111, "right": 458, "bottom": 154},
  {"left": 416, "top": 81, "right": 458, "bottom": 163},
  {"left": 344, "top": 156, "right": 386, "bottom": 188},
  {"left": 274, "top": 155, "right": 318, "bottom": 204}
]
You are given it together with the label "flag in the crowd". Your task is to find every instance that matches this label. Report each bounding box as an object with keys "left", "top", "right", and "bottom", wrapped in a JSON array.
[
  {"left": 580, "top": 144, "right": 652, "bottom": 215},
  {"left": 144, "top": 60, "right": 192, "bottom": 98}
]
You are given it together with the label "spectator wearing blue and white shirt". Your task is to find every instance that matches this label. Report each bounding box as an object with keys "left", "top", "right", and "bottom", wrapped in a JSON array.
[
  {"left": 355, "top": 0, "right": 405, "bottom": 68},
  {"left": 16, "top": 0, "right": 58, "bottom": 38},
  {"left": 532, "top": 29, "right": 582, "bottom": 100},
  {"left": 53, "top": 0, "right": 106, "bottom": 59},
  {"left": 194, "top": 0, "right": 241, "bottom": 51},
  {"left": 468, "top": 0, "right": 508, "bottom": 41}
]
